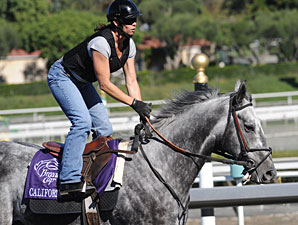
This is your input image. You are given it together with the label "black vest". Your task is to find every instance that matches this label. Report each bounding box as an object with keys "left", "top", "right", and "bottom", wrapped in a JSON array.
[{"left": 62, "top": 26, "right": 130, "bottom": 83}]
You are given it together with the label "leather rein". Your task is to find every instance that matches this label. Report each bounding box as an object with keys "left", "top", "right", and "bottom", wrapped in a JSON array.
[{"left": 139, "top": 92, "right": 272, "bottom": 175}]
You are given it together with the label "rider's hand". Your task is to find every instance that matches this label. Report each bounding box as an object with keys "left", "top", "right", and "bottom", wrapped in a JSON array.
[{"left": 130, "top": 98, "right": 152, "bottom": 122}]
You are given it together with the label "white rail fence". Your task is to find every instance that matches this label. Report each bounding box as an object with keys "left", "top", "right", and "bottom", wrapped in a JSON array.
[
  {"left": 191, "top": 158, "right": 298, "bottom": 225},
  {"left": 1, "top": 116, "right": 140, "bottom": 141},
  {"left": 1, "top": 104, "right": 298, "bottom": 141},
  {"left": 1, "top": 91, "right": 298, "bottom": 141},
  {"left": 190, "top": 182, "right": 298, "bottom": 208},
  {"left": 1, "top": 90, "right": 298, "bottom": 117},
  {"left": 252, "top": 90, "right": 298, "bottom": 105}
]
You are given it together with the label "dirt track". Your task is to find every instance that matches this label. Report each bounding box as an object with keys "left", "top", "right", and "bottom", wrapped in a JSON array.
[{"left": 187, "top": 212, "right": 298, "bottom": 225}]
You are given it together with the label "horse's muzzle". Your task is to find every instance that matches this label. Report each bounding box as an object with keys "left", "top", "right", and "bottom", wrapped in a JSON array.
[{"left": 260, "top": 169, "right": 277, "bottom": 183}]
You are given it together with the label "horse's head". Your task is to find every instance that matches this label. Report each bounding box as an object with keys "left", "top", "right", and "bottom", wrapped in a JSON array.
[{"left": 219, "top": 80, "right": 277, "bottom": 184}]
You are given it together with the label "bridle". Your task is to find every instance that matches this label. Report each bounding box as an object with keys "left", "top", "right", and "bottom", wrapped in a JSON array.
[
  {"left": 217, "top": 92, "right": 272, "bottom": 176},
  {"left": 133, "top": 92, "right": 273, "bottom": 224},
  {"left": 138, "top": 93, "right": 272, "bottom": 173}
]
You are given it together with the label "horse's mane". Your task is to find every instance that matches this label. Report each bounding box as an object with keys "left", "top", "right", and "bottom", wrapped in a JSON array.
[{"left": 153, "top": 86, "right": 221, "bottom": 128}]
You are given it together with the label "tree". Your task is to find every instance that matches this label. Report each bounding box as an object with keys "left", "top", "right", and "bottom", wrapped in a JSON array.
[
  {"left": 0, "top": 0, "right": 8, "bottom": 19},
  {"left": 254, "top": 9, "right": 298, "bottom": 62},
  {"left": 254, "top": 0, "right": 298, "bottom": 11},
  {"left": 138, "top": 0, "right": 206, "bottom": 68},
  {"left": 21, "top": 9, "right": 144, "bottom": 67},
  {"left": 225, "top": 18, "right": 257, "bottom": 61},
  {"left": 222, "top": 0, "right": 298, "bottom": 16},
  {"left": 49, "top": 0, "right": 113, "bottom": 13},
  {"left": 21, "top": 10, "right": 105, "bottom": 66},
  {"left": 138, "top": 0, "right": 168, "bottom": 28},
  {"left": 0, "top": 0, "right": 50, "bottom": 23},
  {"left": 0, "top": 20, "right": 21, "bottom": 56}
]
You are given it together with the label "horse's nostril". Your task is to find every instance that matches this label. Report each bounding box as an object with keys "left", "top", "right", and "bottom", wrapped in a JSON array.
[{"left": 263, "top": 170, "right": 277, "bottom": 181}]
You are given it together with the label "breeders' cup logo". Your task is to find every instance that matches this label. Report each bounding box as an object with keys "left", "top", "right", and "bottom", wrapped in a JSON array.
[{"left": 34, "top": 158, "right": 59, "bottom": 185}]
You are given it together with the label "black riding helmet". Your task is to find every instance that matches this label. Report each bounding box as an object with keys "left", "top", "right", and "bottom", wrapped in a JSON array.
[
  {"left": 107, "top": 0, "right": 142, "bottom": 37},
  {"left": 107, "top": 0, "right": 142, "bottom": 22}
]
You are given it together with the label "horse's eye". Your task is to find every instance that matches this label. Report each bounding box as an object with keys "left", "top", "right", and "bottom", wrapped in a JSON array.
[{"left": 244, "top": 123, "right": 254, "bottom": 132}]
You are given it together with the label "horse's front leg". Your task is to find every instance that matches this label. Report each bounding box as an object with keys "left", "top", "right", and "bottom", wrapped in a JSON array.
[{"left": 0, "top": 185, "right": 14, "bottom": 224}]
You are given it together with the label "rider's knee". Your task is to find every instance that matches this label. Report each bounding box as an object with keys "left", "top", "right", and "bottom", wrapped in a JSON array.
[{"left": 73, "top": 116, "right": 92, "bottom": 132}]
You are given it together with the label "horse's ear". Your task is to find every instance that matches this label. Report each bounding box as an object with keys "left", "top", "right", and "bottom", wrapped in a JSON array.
[
  {"left": 234, "top": 80, "right": 247, "bottom": 104},
  {"left": 234, "top": 80, "right": 241, "bottom": 92}
]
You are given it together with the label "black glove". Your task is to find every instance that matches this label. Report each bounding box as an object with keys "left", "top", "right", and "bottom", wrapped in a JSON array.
[{"left": 130, "top": 98, "right": 152, "bottom": 121}]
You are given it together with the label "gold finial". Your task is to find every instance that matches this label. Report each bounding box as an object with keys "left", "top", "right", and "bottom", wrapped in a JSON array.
[{"left": 191, "top": 53, "right": 209, "bottom": 84}]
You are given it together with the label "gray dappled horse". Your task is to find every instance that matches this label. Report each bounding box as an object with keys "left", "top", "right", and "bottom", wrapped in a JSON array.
[{"left": 0, "top": 80, "right": 276, "bottom": 225}]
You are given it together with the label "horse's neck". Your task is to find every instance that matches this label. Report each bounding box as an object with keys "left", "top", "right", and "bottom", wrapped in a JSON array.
[{"left": 146, "top": 104, "right": 219, "bottom": 195}]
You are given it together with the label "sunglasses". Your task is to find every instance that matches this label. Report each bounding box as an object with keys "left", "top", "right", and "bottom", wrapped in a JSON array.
[{"left": 122, "top": 18, "right": 137, "bottom": 25}]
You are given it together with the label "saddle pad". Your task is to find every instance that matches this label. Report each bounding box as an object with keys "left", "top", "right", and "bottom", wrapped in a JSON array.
[
  {"left": 27, "top": 140, "right": 128, "bottom": 215},
  {"left": 24, "top": 139, "right": 120, "bottom": 200},
  {"left": 29, "top": 198, "right": 82, "bottom": 215},
  {"left": 24, "top": 149, "right": 60, "bottom": 200}
]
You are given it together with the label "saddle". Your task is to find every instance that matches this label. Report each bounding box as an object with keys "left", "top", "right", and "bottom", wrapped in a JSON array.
[
  {"left": 42, "top": 136, "right": 113, "bottom": 184},
  {"left": 28, "top": 137, "right": 130, "bottom": 225}
]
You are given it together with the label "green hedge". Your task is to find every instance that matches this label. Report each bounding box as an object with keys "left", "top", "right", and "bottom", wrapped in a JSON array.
[
  {"left": 0, "top": 81, "right": 50, "bottom": 96},
  {"left": 137, "top": 62, "right": 298, "bottom": 86},
  {"left": 1, "top": 62, "right": 298, "bottom": 97}
]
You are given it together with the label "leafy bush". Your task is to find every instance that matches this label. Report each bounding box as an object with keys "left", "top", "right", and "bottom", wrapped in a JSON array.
[
  {"left": 156, "top": 62, "right": 298, "bottom": 84},
  {"left": 0, "top": 81, "right": 50, "bottom": 96},
  {"left": 1, "top": 62, "right": 297, "bottom": 98}
]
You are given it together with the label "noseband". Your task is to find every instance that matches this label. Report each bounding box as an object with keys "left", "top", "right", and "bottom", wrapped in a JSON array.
[{"left": 218, "top": 93, "right": 272, "bottom": 175}]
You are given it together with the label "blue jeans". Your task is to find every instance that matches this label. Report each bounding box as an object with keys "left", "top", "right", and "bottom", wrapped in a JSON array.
[{"left": 47, "top": 60, "right": 113, "bottom": 184}]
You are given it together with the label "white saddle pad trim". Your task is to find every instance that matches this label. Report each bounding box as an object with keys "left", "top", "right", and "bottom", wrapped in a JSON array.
[{"left": 104, "top": 140, "right": 129, "bottom": 191}]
